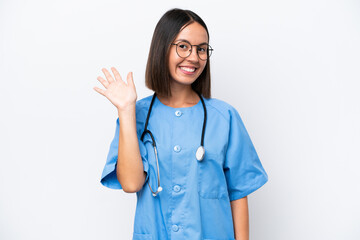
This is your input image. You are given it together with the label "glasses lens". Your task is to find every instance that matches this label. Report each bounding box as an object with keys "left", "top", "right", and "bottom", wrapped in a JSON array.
[
  {"left": 197, "top": 44, "right": 210, "bottom": 60},
  {"left": 176, "top": 42, "right": 191, "bottom": 58}
]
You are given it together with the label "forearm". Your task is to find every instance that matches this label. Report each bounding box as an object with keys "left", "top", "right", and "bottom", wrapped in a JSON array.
[
  {"left": 116, "top": 105, "right": 145, "bottom": 192},
  {"left": 230, "top": 196, "right": 249, "bottom": 240}
]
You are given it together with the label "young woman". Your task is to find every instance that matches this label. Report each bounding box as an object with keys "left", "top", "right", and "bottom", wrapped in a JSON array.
[{"left": 94, "top": 8, "right": 268, "bottom": 240}]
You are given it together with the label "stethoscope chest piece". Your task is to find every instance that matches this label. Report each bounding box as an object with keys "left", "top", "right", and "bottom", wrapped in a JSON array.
[{"left": 196, "top": 146, "right": 205, "bottom": 161}]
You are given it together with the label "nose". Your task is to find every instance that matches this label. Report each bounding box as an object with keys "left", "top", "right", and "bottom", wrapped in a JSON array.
[{"left": 187, "top": 47, "right": 199, "bottom": 62}]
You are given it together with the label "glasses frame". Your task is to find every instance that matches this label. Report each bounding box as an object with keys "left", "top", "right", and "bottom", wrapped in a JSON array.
[{"left": 171, "top": 40, "right": 214, "bottom": 61}]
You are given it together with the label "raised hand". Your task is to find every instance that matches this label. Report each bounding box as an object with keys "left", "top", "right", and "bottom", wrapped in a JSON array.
[{"left": 94, "top": 67, "right": 137, "bottom": 111}]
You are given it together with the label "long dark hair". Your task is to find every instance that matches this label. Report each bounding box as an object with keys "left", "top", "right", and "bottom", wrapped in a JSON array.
[{"left": 145, "top": 8, "right": 211, "bottom": 98}]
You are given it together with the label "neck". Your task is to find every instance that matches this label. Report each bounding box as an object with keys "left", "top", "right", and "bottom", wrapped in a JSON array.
[{"left": 157, "top": 84, "right": 200, "bottom": 108}]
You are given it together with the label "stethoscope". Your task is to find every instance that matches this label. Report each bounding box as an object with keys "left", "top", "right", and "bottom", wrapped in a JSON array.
[{"left": 140, "top": 92, "right": 207, "bottom": 197}]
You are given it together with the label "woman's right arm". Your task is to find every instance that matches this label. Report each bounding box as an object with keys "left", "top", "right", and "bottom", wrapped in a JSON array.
[
  {"left": 94, "top": 67, "right": 146, "bottom": 193},
  {"left": 116, "top": 105, "right": 146, "bottom": 192}
]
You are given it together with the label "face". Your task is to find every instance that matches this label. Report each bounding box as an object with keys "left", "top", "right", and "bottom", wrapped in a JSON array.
[{"left": 168, "top": 22, "right": 209, "bottom": 88}]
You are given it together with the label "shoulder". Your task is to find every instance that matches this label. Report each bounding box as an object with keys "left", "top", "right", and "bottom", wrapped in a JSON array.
[
  {"left": 136, "top": 95, "right": 153, "bottom": 109},
  {"left": 204, "top": 97, "right": 240, "bottom": 122},
  {"left": 135, "top": 95, "right": 154, "bottom": 122}
]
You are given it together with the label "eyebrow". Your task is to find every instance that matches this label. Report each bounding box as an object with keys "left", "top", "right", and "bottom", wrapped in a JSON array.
[{"left": 174, "top": 39, "right": 209, "bottom": 45}]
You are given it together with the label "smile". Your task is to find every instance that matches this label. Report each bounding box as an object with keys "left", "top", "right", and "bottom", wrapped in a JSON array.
[{"left": 179, "top": 66, "right": 197, "bottom": 74}]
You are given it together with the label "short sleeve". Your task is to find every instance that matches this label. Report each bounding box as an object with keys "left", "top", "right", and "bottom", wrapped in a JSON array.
[
  {"left": 224, "top": 107, "right": 268, "bottom": 201},
  {"left": 100, "top": 118, "right": 149, "bottom": 190}
]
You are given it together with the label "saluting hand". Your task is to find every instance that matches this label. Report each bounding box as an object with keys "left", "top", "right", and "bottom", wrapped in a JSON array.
[{"left": 94, "top": 67, "right": 137, "bottom": 111}]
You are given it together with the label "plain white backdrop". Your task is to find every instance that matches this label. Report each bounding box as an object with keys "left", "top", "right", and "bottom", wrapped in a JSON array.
[{"left": 1, "top": 0, "right": 359, "bottom": 239}]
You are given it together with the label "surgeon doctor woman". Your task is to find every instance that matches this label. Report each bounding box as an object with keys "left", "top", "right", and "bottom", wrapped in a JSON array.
[{"left": 94, "top": 8, "right": 268, "bottom": 240}]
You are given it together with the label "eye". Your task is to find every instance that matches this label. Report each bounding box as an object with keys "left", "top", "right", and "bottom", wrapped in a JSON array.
[
  {"left": 179, "top": 44, "right": 188, "bottom": 50},
  {"left": 197, "top": 44, "right": 208, "bottom": 52},
  {"left": 176, "top": 41, "right": 191, "bottom": 51}
]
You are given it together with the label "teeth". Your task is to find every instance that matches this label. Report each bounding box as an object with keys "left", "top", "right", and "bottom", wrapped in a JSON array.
[{"left": 180, "top": 67, "right": 195, "bottom": 72}]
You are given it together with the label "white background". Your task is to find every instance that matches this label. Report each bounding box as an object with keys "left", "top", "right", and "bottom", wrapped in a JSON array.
[{"left": 1, "top": 0, "right": 359, "bottom": 239}]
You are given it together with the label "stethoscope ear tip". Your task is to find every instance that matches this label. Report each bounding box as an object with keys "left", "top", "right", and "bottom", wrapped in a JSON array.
[{"left": 158, "top": 186, "right": 163, "bottom": 192}]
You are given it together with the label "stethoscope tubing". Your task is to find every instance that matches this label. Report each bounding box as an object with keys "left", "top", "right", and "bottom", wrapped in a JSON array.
[{"left": 140, "top": 92, "right": 207, "bottom": 196}]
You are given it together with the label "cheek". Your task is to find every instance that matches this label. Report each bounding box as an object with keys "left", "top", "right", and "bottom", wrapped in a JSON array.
[
  {"left": 168, "top": 48, "right": 181, "bottom": 65},
  {"left": 198, "top": 61, "right": 207, "bottom": 73},
  {"left": 168, "top": 55, "right": 180, "bottom": 78},
  {"left": 168, "top": 58, "right": 178, "bottom": 74},
  {"left": 169, "top": 56, "right": 179, "bottom": 71}
]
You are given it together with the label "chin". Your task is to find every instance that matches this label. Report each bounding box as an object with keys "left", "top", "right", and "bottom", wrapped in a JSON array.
[{"left": 173, "top": 76, "right": 199, "bottom": 86}]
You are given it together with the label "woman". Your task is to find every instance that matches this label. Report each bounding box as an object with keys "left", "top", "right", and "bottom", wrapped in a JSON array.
[{"left": 94, "top": 8, "right": 268, "bottom": 240}]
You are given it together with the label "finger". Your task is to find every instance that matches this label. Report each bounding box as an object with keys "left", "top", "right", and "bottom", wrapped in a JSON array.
[
  {"left": 97, "top": 76, "right": 109, "bottom": 88},
  {"left": 111, "top": 67, "right": 124, "bottom": 84},
  {"left": 127, "top": 72, "right": 135, "bottom": 87},
  {"left": 93, "top": 86, "right": 106, "bottom": 97},
  {"left": 102, "top": 68, "right": 115, "bottom": 83}
]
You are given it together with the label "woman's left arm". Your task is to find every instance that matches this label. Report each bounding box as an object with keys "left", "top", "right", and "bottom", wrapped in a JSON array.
[{"left": 230, "top": 196, "right": 249, "bottom": 240}]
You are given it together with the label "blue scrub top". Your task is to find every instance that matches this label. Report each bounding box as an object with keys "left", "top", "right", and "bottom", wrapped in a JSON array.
[{"left": 101, "top": 95, "right": 268, "bottom": 240}]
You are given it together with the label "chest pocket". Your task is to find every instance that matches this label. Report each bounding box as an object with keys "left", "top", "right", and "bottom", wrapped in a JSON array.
[{"left": 197, "top": 152, "right": 229, "bottom": 199}]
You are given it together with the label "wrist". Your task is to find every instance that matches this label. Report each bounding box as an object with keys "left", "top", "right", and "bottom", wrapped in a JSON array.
[
  {"left": 117, "top": 102, "right": 136, "bottom": 113},
  {"left": 117, "top": 103, "right": 136, "bottom": 119}
]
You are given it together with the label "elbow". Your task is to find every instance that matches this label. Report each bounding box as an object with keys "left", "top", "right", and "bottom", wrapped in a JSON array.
[
  {"left": 116, "top": 166, "right": 146, "bottom": 193},
  {"left": 118, "top": 176, "right": 144, "bottom": 193},
  {"left": 122, "top": 184, "right": 142, "bottom": 193}
]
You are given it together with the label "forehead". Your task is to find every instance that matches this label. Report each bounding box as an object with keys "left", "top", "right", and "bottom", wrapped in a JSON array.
[{"left": 175, "top": 22, "right": 208, "bottom": 44}]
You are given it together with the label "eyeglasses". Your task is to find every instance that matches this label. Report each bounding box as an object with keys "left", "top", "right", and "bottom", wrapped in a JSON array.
[{"left": 171, "top": 41, "right": 213, "bottom": 61}]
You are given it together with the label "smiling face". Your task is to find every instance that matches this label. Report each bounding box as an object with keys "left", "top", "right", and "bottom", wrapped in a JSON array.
[{"left": 168, "top": 22, "right": 209, "bottom": 88}]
